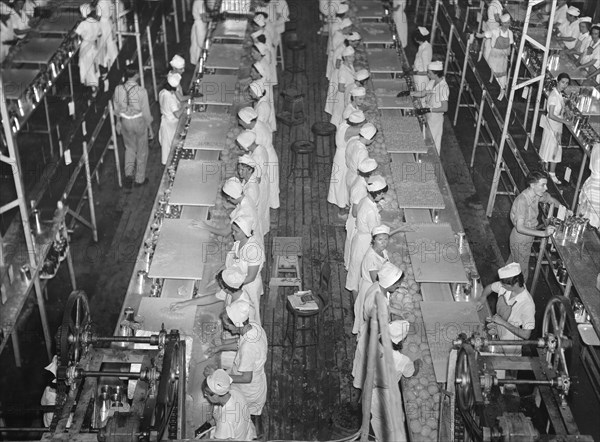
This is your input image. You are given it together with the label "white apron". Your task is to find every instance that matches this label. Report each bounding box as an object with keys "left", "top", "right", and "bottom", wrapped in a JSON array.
[
  {"left": 190, "top": 19, "right": 207, "bottom": 64},
  {"left": 226, "top": 238, "right": 265, "bottom": 323},
  {"left": 327, "top": 122, "right": 350, "bottom": 208},
  {"left": 329, "top": 64, "right": 356, "bottom": 127},
  {"left": 346, "top": 198, "right": 381, "bottom": 291},
  {"left": 392, "top": 0, "right": 407, "bottom": 48},
  {"left": 158, "top": 89, "right": 180, "bottom": 165},
  {"left": 353, "top": 248, "right": 388, "bottom": 334}
]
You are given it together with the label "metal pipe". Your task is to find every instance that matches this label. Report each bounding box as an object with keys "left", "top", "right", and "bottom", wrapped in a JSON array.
[
  {"left": 93, "top": 336, "right": 156, "bottom": 343},
  {"left": 77, "top": 370, "right": 144, "bottom": 378},
  {"left": 496, "top": 379, "right": 556, "bottom": 385}
]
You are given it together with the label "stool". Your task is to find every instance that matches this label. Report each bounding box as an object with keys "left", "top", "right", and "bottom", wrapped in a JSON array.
[
  {"left": 285, "top": 35, "right": 307, "bottom": 85},
  {"left": 311, "top": 122, "right": 337, "bottom": 160},
  {"left": 268, "top": 237, "right": 303, "bottom": 309},
  {"left": 288, "top": 141, "right": 315, "bottom": 178},
  {"left": 277, "top": 89, "right": 305, "bottom": 139}
]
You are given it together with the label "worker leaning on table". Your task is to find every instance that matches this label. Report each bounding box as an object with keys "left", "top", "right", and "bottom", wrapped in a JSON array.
[
  {"left": 578, "top": 24, "right": 600, "bottom": 83},
  {"left": 556, "top": 6, "right": 581, "bottom": 50}
]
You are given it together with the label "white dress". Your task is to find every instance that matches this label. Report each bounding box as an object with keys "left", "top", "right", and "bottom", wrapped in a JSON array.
[
  {"left": 158, "top": 89, "right": 180, "bottom": 165},
  {"left": 327, "top": 121, "right": 351, "bottom": 208},
  {"left": 558, "top": 19, "right": 580, "bottom": 50},
  {"left": 539, "top": 88, "right": 564, "bottom": 164},
  {"left": 250, "top": 144, "right": 271, "bottom": 235},
  {"left": 344, "top": 176, "right": 367, "bottom": 269},
  {"left": 252, "top": 120, "right": 280, "bottom": 209},
  {"left": 346, "top": 197, "right": 381, "bottom": 291},
  {"left": 353, "top": 248, "right": 389, "bottom": 334},
  {"left": 424, "top": 78, "right": 449, "bottom": 154},
  {"left": 327, "top": 32, "right": 347, "bottom": 80},
  {"left": 254, "top": 94, "right": 273, "bottom": 132},
  {"left": 211, "top": 389, "right": 257, "bottom": 440},
  {"left": 96, "top": 0, "right": 118, "bottom": 68},
  {"left": 482, "top": 0, "right": 502, "bottom": 61},
  {"left": 484, "top": 28, "right": 513, "bottom": 78},
  {"left": 75, "top": 18, "right": 102, "bottom": 87},
  {"left": 392, "top": 0, "right": 407, "bottom": 48},
  {"left": 344, "top": 137, "right": 369, "bottom": 193},
  {"left": 190, "top": 0, "right": 208, "bottom": 64},
  {"left": 413, "top": 41, "right": 432, "bottom": 91},
  {"left": 328, "top": 64, "right": 356, "bottom": 127},
  {"left": 230, "top": 194, "right": 262, "bottom": 243}
]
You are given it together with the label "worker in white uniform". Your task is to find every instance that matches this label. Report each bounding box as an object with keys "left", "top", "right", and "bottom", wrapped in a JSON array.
[
  {"left": 158, "top": 72, "right": 183, "bottom": 165},
  {"left": 9, "top": 0, "right": 31, "bottom": 38},
  {"left": 345, "top": 122, "right": 377, "bottom": 200},
  {"left": 412, "top": 27, "right": 433, "bottom": 91},
  {"left": 477, "top": 14, "right": 514, "bottom": 101},
  {"left": 344, "top": 69, "right": 369, "bottom": 110},
  {"left": 208, "top": 301, "right": 268, "bottom": 434},
  {"left": 344, "top": 156, "right": 377, "bottom": 273},
  {"left": 249, "top": 80, "right": 273, "bottom": 132},
  {"left": 327, "top": 45, "right": 356, "bottom": 127},
  {"left": 411, "top": 61, "right": 449, "bottom": 154},
  {"left": 237, "top": 131, "right": 271, "bottom": 235},
  {"left": 253, "top": 14, "right": 278, "bottom": 94},
  {"left": 476, "top": 263, "right": 535, "bottom": 356},
  {"left": 96, "top": 0, "right": 118, "bottom": 73},
  {"left": 327, "top": 3, "right": 350, "bottom": 53},
  {"left": 342, "top": 86, "right": 366, "bottom": 121},
  {"left": 352, "top": 262, "right": 404, "bottom": 390},
  {"left": 75, "top": 4, "right": 102, "bottom": 97},
  {"left": 353, "top": 224, "right": 390, "bottom": 335},
  {"left": 190, "top": 0, "right": 208, "bottom": 65},
  {"left": 578, "top": 25, "right": 600, "bottom": 83},
  {"left": 237, "top": 154, "right": 261, "bottom": 214},
  {"left": 556, "top": 6, "right": 580, "bottom": 50},
  {"left": 252, "top": 41, "right": 277, "bottom": 103},
  {"left": 346, "top": 175, "right": 388, "bottom": 297},
  {"left": 251, "top": 61, "right": 277, "bottom": 132},
  {"left": 168, "top": 55, "right": 188, "bottom": 102},
  {"left": 201, "top": 369, "right": 257, "bottom": 440},
  {"left": 329, "top": 32, "right": 361, "bottom": 82},
  {"left": 371, "top": 320, "right": 415, "bottom": 442},
  {"left": 565, "top": 18, "right": 592, "bottom": 60},
  {"left": 238, "top": 107, "right": 279, "bottom": 210},
  {"left": 391, "top": 0, "right": 407, "bottom": 48},
  {"left": 551, "top": 0, "right": 569, "bottom": 30},
  {"left": 326, "top": 18, "right": 353, "bottom": 80},
  {"left": 328, "top": 110, "right": 366, "bottom": 218},
  {"left": 577, "top": 143, "right": 600, "bottom": 229},
  {"left": 0, "top": 5, "right": 16, "bottom": 63},
  {"left": 481, "top": 0, "right": 502, "bottom": 64}
]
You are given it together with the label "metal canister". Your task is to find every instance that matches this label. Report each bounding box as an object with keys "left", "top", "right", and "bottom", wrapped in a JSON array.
[
  {"left": 136, "top": 270, "right": 146, "bottom": 293},
  {"left": 20, "top": 264, "right": 32, "bottom": 282},
  {"left": 457, "top": 231, "right": 466, "bottom": 253},
  {"left": 31, "top": 209, "right": 43, "bottom": 235}
]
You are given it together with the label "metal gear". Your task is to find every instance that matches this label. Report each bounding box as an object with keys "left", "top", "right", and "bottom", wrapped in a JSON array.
[
  {"left": 56, "top": 290, "right": 92, "bottom": 371},
  {"left": 541, "top": 296, "right": 579, "bottom": 380},
  {"left": 455, "top": 345, "right": 484, "bottom": 441},
  {"left": 154, "top": 336, "right": 181, "bottom": 439}
]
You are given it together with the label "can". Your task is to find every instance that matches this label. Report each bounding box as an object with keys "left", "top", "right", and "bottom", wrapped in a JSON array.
[
  {"left": 457, "top": 231, "right": 466, "bottom": 252},
  {"left": 20, "top": 264, "right": 32, "bottom": 281}
]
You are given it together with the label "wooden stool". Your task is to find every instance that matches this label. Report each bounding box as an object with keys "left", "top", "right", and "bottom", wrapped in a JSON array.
[
  {"left": 311, "top": 122, "right": 337, "bottom": 160},
  {"left": 277, "top": 89, "right": 305, "bottom": 139},
  {"left": 268, "top": 237, "right": 303, "bottom": 308},
  {"left": 285, "top": 36, "right": 307, "bottom": 85},
  {"left": 288, "top": 141, "right": 315, "bottom": 178}
]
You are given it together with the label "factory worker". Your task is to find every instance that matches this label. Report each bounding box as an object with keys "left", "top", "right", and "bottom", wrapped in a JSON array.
[
  {"left": 411, "top": 61, "right": 449, "bottom": 153},
  {"left": 249, "top": 80, "right": 273, "bottom": 132},
  {"left": 344, "top": 69, "right": 369, "bottom": 110},
  {"left": 326, "top": 18, "right": 353, "bottom": 79},
  {"left": 208, "top": 301, "right": 268, "bottom": 433},
  {"left": 344, "top": 156, "right": 377, "bottom": 271},
  {"left": 577, "top": 143, "right": 600, "bottom": 229},
  {"left": 476, "top": 263, "right": 535, "bottom": 356},
  {"left": 251, "top": 62, "right": 277, "bottom": 131},
  {"left": 75, "top": 3, "right": 102, "bottom": 97},
  {"left": 201, "top": 369, "right": 257, "bottom": 440},
  {"left": 252, "top": 41, "right": 277, "bottom": 91},
  {"left": 96, "top": 0, "right": 118, "bottom": 72},
  {"left": 578, "top": 25, "right": 600, "bottom": 82},
  {"left": 238, "top": 107, "right": 279, "bottom": 210},
  {"left": 0, "top": 5, "right": 16, "bottom": 63},
  {"left": 342, "top": 86, "right": 366, "bottom": 121},
  {"left": 566, "top": 17, "right": 592, "bottom": 59},
  {"left": 168, "top": 55, "right": 188, "bottom": 101},
  {"left": 237, "top": 154, "right": 260, "bottom": 212},
  {"left": 507, "top": 171, "right": 560, "bottom": 282},
  {"left": 353, "top": 224, "right": 390, "bottom": 335},
  {"left": 476, "top": 14, "right": 514, "bottom": 101},
  {"left": 557, "top": 6, "right": 580, "bottom": 50},
  {"left": 327, "top": 46, "right": 356, "bottom": 127},
  {"left": 41, "top": 355, "right": 58, "bottom": 427},
  {"left": 552, "top": 0, "right": 569, "bottom": 30},
  {"left": 481, "top": 0, "right": 502, "bottom": 61},
  {"left": 327, "top": 2, "right": 350, "bottom": 52},
  {"left": 237, "top": 131, "right": 271, "bottom": 235},
  {"left": 412, "top": 27, "right": 433, "bottom": 91},
  {"left": 190, "top": 0, "right": 208, "bottom": 65},
  {"left": 352, "top": 262, "right": 404, "bottom": 389},
  {"left": 346, "top": 175, "right": 388, "bottom": 295},
  {"left": 391, "top": 0, "right": 408, "bottom": 48},
  {"left": 345, "top": 122, "right": 377, "bottom": 198},
  {"left": 329, "top": 32, "right": 361, "bottom": 81},
  {"left": 158, "top": 73, "right": 183, "bottom": 165},
  {"left": 113, "top": 66, "right": 153, "bottom": 187},
  {"left": 9, "top": 0, "right": 31, "bottom": 38},
  {"left": 253, "top": 13, "right": 277, "bottom": 74},
  {"left": 539, "top": 73, "right": 571, "bottom": 184},
  {"left": 371, "top": 320, "right": 416, "bottom": 441}
]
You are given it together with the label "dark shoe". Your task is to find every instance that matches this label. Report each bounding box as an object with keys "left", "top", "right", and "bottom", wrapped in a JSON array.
[
  {"left": 134, "top": 178, "right": 149, "bottom": 187},
  {"left": 124, "top": 176, "right": 134, "bottom": 189}
]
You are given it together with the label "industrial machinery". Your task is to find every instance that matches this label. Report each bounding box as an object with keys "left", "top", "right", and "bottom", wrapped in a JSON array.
[
  {"left": 449, "top": 296, "right": 592, "bottom": 441},
  {"left": 38, "top": 290, "right": 186, "bottom": 442}
]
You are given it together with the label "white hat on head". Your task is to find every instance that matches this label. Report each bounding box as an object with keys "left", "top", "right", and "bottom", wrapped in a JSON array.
[
  {"left": 418, "top": 26, "right": 429, "bottom": 36},
  {"left": 347, "top": 32, "right": 361, "bottom": 41},
  {"left": 238, "top": 107, "right": 258, "bottom": 124},
  {"left": 167, "top": 72, "right": 181, "bottom": 87},
  {"left": 254, "top": 42, "right": 268, "bottom": 56},
  {"left": 580, "top": 17, "right": 592, "bottom": 23},
  {"left": 428, "top": 61, "right": 444, "bottom": 71},
  {"left": 222, "top": 267, "right": 245, "bottom": 289},
  {"left": 371, "top": 224, "right": 390, "bottom": 236},
  {"left": 340, "top": 17, "right": 352, "bottom": 27},
  {"left": 236, "top": 130, "right": 256, "bottom": 150},
  {"left": 356, "top": 69, "right": 370, "bottom": 81},
  {"left": 342, "top": 46, "right": 355, "bottom": 57},
  {"left": 170, "top": 54, "right": 185, "bottom": 70},
  {"left": 238, "top": 154, "right": 257, "bottom": 169},
  {"left": 378, "top": 262, "right": 403, "bottom": 288},
  {"left": 348, "top": 110, "right": 366, "bottom": 123},
  {"left": 359, "top": 122, "right": 377, "bottom": 140},
  {"left": 222, "top": 177, "right": 244, "bottom": 199},
  {"left": 358, "top": 158, "right": 378, "bottom": 173},
  {"left": 0, "top": 3, "right": 13, "bottom": 14},
  {"left": 233, "top": 215, "right": 253, "bottom": 237},
  {"left": 337, "top": 3, "right": 349, "bottom": 14},
  {"left": 249, "top": 80, "right": 265, "bottom": 97},
  {"left": 253, "top": 61, "right": 268, "bottom": 78},
  {"left": 367, "top": 175, "right": 387, "bottom": 192},
  {"left": 567, "top": 6, "right": 580, "bottom": 16},
  {"left": 500, "top": 13, "right": 511, "bottom": 22},
  {"left": 498, "top": 262, "right": 522, "bottom": 279},
  {"left": 207, "top": 369, "right": 233, "bottom": 395},
  {"left": 80, "top": 3, "right": 92, "bottom": 17},
  {"left": 251, "top": 29, "right": 265, "bottom": 40},
  {"left": 253, "top": 14, "right": 266, "bottom": 26},
  {"left": 226, "top": 299, "right": 251, "bottom": 326},
  {"left": 389, "top": 320, "right": 410, "bottom": 344},
  {"left": 351, "top": 87, "right": 366, "bottom": 97}
]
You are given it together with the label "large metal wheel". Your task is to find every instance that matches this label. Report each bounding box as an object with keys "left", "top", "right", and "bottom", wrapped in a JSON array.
[
  {"left": 455, "top": 345, "right": 483, "bottom": 441},
  {"left": 154, "top": 338, "right": 181, "bottom": 439},
  {"left": 542, "top": 296, "right": 577, "bottom": 377},
  {"left": 56, "top": 290, "right": 92, "bottom": 370}
]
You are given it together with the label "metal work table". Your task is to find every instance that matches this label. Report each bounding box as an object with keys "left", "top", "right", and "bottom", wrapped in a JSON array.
[
  {"left": 10, "top": 38, "right": 63, "bottom": 65},
  {"left": 205, "top": 43, "right": 244, "bottom": 71},
  {"left": 527, "top": 27, "right": 562, "bottom": 51},
  {"left": 548, "top": 55, "right": 588, "bottom": 82},
  {"left": 184, "top": 113, "right": 231, "bottom": 151},
  {"left": 1, "top": 69, "right": 40, "bottom": 99},
  {"left": 504, "top": 2, "right": 547, "bottom": 25},
  {"left": 366, "top": 48, "right": 403, "bottom": 75},
  {"left": 390, "top": 160, "right": 445, "bottom": 210},
  {"left": 193, "top": 74, "right": 240, "bottom": 105},
  {"left": 35, "top": 12, "right": 80, "bottom": 35},
  {"left": 382, "top": 117, "right": 429, "bottom": 153},
  {"left": 169, "top": 160, "right": 221, "bottom": 207},
  {"left": 354, "top": 1, "right": 386, "bottom": 20},
  {"left": 359, "top": 22, "right": 394, "bottom": 46},
  {"left": 212, "top": 19, "right": 248, "bottom": 41}
]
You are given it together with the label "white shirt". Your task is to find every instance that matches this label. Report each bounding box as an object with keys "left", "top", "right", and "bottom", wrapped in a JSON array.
[
  {"left": 215, "top": 288, "right": 258, "bottom": 323},
  {"left": 355, "top": 197, "right": 381, "bottom": 235},
  {"left": 575, "top": 32, "right": 592, "bottom": 57},
  {"left": 425, "top": 78, "right": 449, "bottom": 110},
  {"left": 559, "top": 19, "right": 580, "bottom": 49},
  {"left": 212, "top": 389, "right": 257, "bottom": 440},
  {"left": 345, "top": 138, "right": 368, "bottom": 177},
  {"left": 490, "top": 282, "right": 535, "bottom": 342},
  {"left": 413, "top": 41, "right": 432, "bottom": 73},
  {"left": 159, "top": 89, "right": 180, "bottom": 121}
]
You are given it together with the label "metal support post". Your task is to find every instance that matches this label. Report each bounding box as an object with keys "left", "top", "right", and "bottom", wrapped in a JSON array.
[
  {"left": 572, "top": 153, "right": 588, "bottom": 210},
  {"left": 454, "top": 34, "right": 474, "bottom": 126},
  {"left": 108, "top": 102, "right": 123, "bottom": 188},
  {"left": 43, "top": 96, "right": 54, "bottom": 156},
  {"left": 162, "top": 13, "right": 169, "bottom": 64},
  {"left": 172, "top": 0, "right": 180, "bottom": 44},
  {"left": 82, "top": 141, "right": 99, "bottom": 242},
  {"left": 444, "top": 24, "right": 455, "bottom": 76},
  {"left": 530, "top": 236, "right": 547, "bottom": 295},
  {"left": 430, "top": 0, "right": 440, "bottom": 45},
  {"left": 470, "top": 90, "right": 487, "bottom": 168},
  {"left": 68, "top": 63, "right": 75, "bottom": 119},
  {"left": 134, "top": 10, "right": 145, "bottom": 89},
  {"left": 146, "top": 25, "right": 158, "bottom": 101}
]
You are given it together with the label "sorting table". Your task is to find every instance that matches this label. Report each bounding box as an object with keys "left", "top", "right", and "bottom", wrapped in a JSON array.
[
  {"left": 390, "top": 161, "right": 445, "bottom": 209},
  {"left": 359, "top": 22, "right": 394, "bottom": 47},
  {"left": 169, "top": 160, "right": 221, "bottom": 207},
  {"left": 1, "top": 69, "right": 40, "bottom": 99},
  {"left": 212, "top": 19, "right": 248, "bottom": 41},
  {"left": 11, "top": 38, "right": 63, "bottom": 65},
  {"left": 354, "top": 1, "right": 385, "bottom": 20},
  {"left": 549, "top": 55, "right": 588, "bottom": 82},
  {"left": 382, "top": 116, "right": 429, "bottom": 154},
  {"left": 35, "top": 12, "right": 80, "bottom": 35},
  {"left": 183, "top": 112, "right": 231, "bottom": 151},
  {"left": 193, "top": 74, "right": 239, "bottom": 106},
  {"left": 366, "top": 48, "right": 403, "bottom": 75},
  {"left": 205, "top": 43, "right": 244, "bottom": 71}
]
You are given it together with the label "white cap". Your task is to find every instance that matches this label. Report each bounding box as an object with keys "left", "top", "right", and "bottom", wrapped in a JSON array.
[
  {"left": 371, "top": 224, "right": 391, "bottom": 236},
  {"left": 249, "top": 80, "right": 265, "bottom": 97},
  {"left": 340, "top": 17, "right": 352, "bottom": 27},
  {"left": 222, "top": 267, "right": 245, "bottom": 289},
  {"left": 351, "top": 87, "right": 366, "bottom": 97},
  {"left": 418, "top": 26, "right": 429, "bottom": 36},
  {"left": 238, "top": 154, "right": 257, "bottom": 169},
  {"left": 367, "top": 175, "right": 387, "bottom": 192},
  {"left": 222, "top": 177, "right": 244, "bottom": 199},
  {"left": 347, "top": 32, "right": 361, "bottom": 41},
  {"left": 167, "top": 72, "right": 181, "bottom": 87},
  {"left": 342, "top": 46, "right": 355, "bottom": 57},
  {"left": 389, "top": 320, "right": 410, "bottom": 344},
  {"left": 226, "top": 299, "right": 251, "bottom": 326},
  {"left": 359, "top": 122, "right": 377, "bottom": 140},
  {"left": 500, "top": 13, "right": 511, "bottom": 22},
  {"left": 253, "top": 14, "right": 266, "bottom": 26},
  {"left": 356, "top": 69, "right": 370, "bottom": 81},
  {"left": 253, "top": 61, "right": 268, "bottom": 78},
  {"left": 170, "top": 54, "right": 185, "bottom": 70},
  {"left": 358, "top": 158, "right": 378, "bottom": 173},
  {"left": 580, "top": 17, "right": 592, "bottom": 23},
  {"left": 238, "top": 107, "right": 258, "bottom": 124},
  {"left": 428, "top": 61, "right": 444, "bottom": 71},
  {"left": 80, "top": 3, "right": 92, "bottom": 17},
  {"left": 338, "top": 3, "right": 349, "bottom": 14},
  {"left": 348, "top": 110, "right": 366, "bottom": 123},
  {"left": 251, "top": 29, "right": 265, "bottom": 40},
  {"left": 378, "top": 262, "right": 403, "bottom": 288},
  {"left": 207, "top": 369, "right": 233, "bottom": 395},
  {"left": 567, "top": 6, "right": 580, "bottom": 16},
  {"left": 233, "top": 215, "right": 253, "bottom": 236},
  {"left": 236, "top": 130, "right": 256, "bottom": 150},
  {"left": 498, "top": 262, "right": 522, "bottom": 279},
  {"left": 254, "top": 42, "right": 268, "bottom": 56}
]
